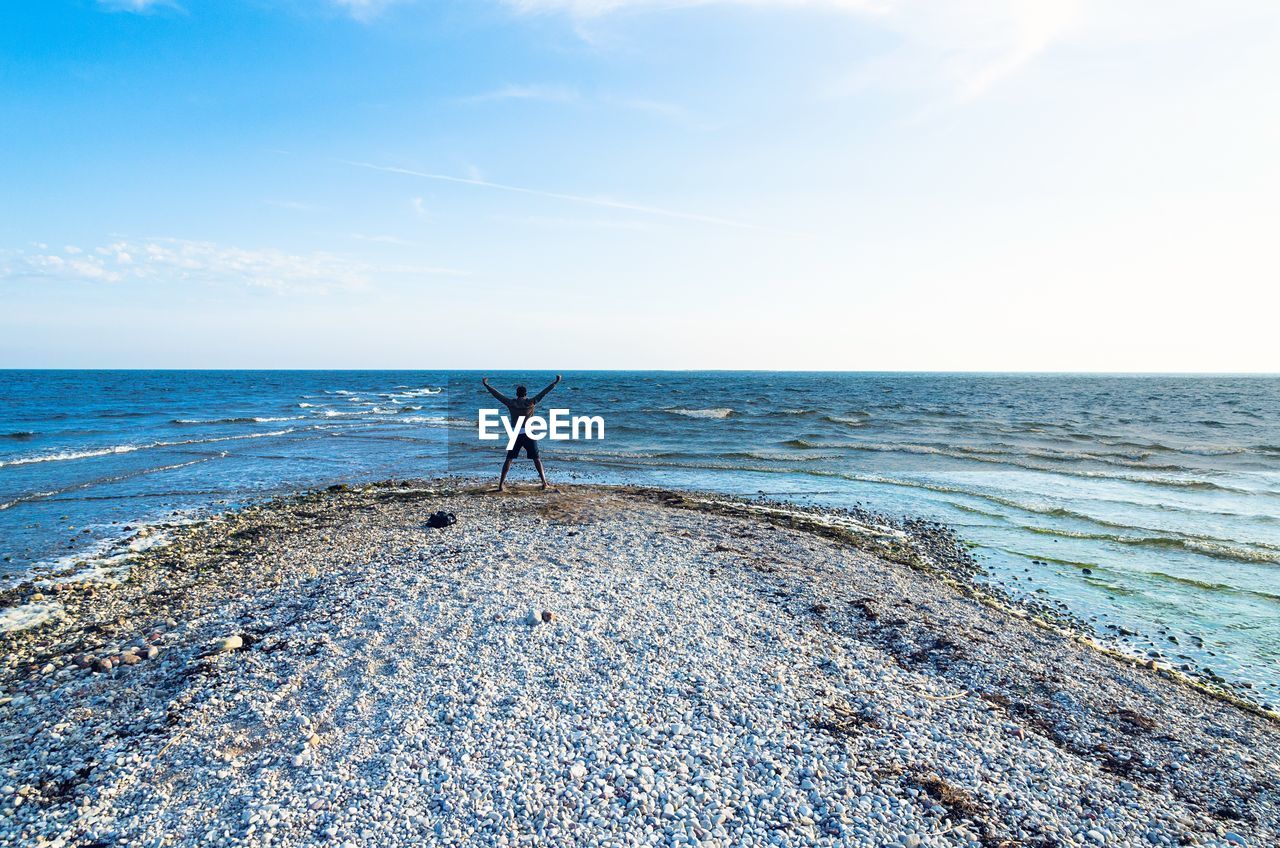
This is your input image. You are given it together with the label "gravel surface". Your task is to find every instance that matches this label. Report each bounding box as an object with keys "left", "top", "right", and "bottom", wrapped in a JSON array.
[{"left": 1, "top": 481, "right": 1275, "bottom": 848}]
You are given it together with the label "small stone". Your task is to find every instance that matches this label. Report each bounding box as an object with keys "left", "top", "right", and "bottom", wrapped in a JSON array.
[
  {"left": 73, "top": 654, "right": 95, "bottom": 669},
  {"left": 1223, "top": 833, "right": 1247, "bottom": 847},
  {"left": 214, "top": 635, "right": 243, "bottom": 653},
  {"left": 569, "top": 764, "right": 587, "bottom": 780},
  {"left": 145, "top": 646, "right": 160, "bottom": 660},
  {"left": 120, "top": 652, "right": 140, "bottom": 665},
  {"left": 540, "top": 610, "right": 555, "bottom": 623},
  {"left": 95, "top": 658, "right": 113, "bottom": 673}
]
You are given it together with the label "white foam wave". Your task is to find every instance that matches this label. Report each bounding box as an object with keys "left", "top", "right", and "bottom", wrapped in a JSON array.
[
  {"left": 0, "top": 600, "right": 63, "bottom": 633},
  {"left": 0, "top": 458, "right": 212, "bottom": 511},
  {"left": 665, "top": 407, "right": 734, "bottom": 419},
  {"left": 174, "top": 416, "right": 302, "bottom": 424},
  {"left": 0, "top": 429, "right": 299, "bottom": 468}
]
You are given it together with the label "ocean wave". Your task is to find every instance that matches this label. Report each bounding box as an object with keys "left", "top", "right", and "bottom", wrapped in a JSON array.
[
  {"left": 560, "top": 449, "right": 692, "bottom": 461},
  {"left": 398, "top": 415, "right": 465, "bottom": 425},
  {"left": 542, "top": 454, "right": 1280, "bottom": 565},
  {"left": 0, "top": 429, "right": 300, "bottom": 468},
  {"left": 172, "top": 416, "right": 302, "bottom": 425},
  {"left": 1018, "top": 525, "right": 1280, "bottom": 566},
  {"left": 811, "top": 441, "right": 1262, "bottom": 493},
  {"left": 2, "top": 431, "right": 36, "bottom": 440},
  {"left": 722, "top": 450, "right": 833, "bottom": 463},
  {"left": 1143, "top": 571, "right": 1280, "bottom": 602},
  {"left": 0, "top": 457, "right": 214, "bottom": 511},
  {"left": 782, "top": 438, "right": 827, "bottom": 449},
  {"left": 664, "top": 407, "right": 734, "bottom": 419},
  {"left": 754, "top": 471, "right": 1280, "bottom": 565},
  {"left": 0, "top": 490, "right": 58, "bottom": 511},
  {"left": 992, "top": 546, "right": 1101, "bottom": 571},
  {"left": 824, "top": 416, "right": 868, "bottom": 427}
]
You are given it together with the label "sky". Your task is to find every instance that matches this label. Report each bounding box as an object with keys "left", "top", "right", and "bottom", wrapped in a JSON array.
[{"left": 1, "top": 0, "right": 1278, "bottom": 371}]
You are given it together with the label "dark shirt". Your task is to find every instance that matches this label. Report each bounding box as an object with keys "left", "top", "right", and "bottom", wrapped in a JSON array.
[{"left": 484, "top": 380, "right": 559, "bottom": 431}]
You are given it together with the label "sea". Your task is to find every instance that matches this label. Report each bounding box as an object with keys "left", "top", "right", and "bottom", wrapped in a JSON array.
[{"left": 2, "top": 371, "right": 1277, "bottom": 705}]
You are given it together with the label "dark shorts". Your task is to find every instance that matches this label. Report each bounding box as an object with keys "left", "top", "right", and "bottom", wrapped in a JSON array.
[{"left": 506, "top": 432, "right": 540, "bottom": 460}]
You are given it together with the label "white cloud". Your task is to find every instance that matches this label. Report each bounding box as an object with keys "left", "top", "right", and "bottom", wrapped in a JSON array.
[
  {"left": 351, "top": 161, "right": 776, "bottom": 230},
  {"left": 1, "top": 238, "right": 464, "bottom": 294},
  {"left": 347, "top": 233, "right": 416, "bottom": 245},
  {"left": 460, "top": 84, "right": 582, "bottom": 104},
  {"left": 266, "top": 199, "right": 327, "bottom": 212},
  {"left": 96, "top": 0, "right": 179, "bottom": 12},
  {"left": 504, "top": 0, "right": 1083, "bottom": 102},
  {"left": 331, "top": 0, "right": 404, "bottom": 21}
]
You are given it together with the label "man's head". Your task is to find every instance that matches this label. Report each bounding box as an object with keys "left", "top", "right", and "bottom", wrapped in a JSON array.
[{"left": 516, "top": 385, "right": 527, "bottom": 398}]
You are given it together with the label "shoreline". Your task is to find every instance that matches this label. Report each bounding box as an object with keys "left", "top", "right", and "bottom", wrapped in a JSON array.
[
  {"left": 5, "top": 478, "right": 1266, "bottom": 718},
  {"left": 1, "top": 480, "right": 1275, "bottom": 846}
]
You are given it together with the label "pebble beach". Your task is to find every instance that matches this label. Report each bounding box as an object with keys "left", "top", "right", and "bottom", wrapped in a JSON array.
[{"left": 1, "top": 481, "right": 1276, "bottom": 848}]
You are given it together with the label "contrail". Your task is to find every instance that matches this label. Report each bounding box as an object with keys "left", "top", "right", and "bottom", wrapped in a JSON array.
[{"left": 344, "top": 160, "right": 773, "bottom": 231}]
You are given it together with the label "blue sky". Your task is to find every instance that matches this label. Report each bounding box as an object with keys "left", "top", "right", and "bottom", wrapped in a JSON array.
[{"left": 2, "top": 0, "right": 1278, "bottom": 370}]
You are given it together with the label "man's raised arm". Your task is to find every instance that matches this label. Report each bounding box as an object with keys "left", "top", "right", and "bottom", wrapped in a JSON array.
[
  {"left": 531, "top": 374, "right": 562, "bottom": 404},
  {"left": 482, "top": 377, "right": 510, "bottom": 403}
]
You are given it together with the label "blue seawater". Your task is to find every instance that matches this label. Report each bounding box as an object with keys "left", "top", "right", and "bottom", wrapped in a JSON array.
[{"left": 1, "top": 371, "right": 1277, "bottom": 703}]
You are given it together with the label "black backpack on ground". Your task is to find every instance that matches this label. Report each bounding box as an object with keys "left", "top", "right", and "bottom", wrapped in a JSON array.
[{"left": 426, "top": 511, "right": 456, "bottom": 529}]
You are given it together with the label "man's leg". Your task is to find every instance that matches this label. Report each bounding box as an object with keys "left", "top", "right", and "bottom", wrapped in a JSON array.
[
  {"left": 533, "top": 457, "right": 549, "bottom": 490},
  {"left": 498, "top": 455, "right": 513, "bottom": 491}
]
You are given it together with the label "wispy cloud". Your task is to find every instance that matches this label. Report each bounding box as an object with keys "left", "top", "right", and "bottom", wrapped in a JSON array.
[
  {"left": 459, "top": 84, "right": 582, "bottom": 104},
  {"left": 1, "top": 239, "right": 464, "bottom": 294},
  {"left": 493, "top": 214, "right": 654, "bottom": 231},
  {"left": 347, "top": 233, "right": 416, "bottom": 246},
  {"left": 330, "top": 0, "right": 403, "bottom": 21},
  {"left": 504, "top": 0, "right": 1082, "bottom": 102},
  {"left": 96, "top": 0, "right": 180, "bottom": 12},
  {"left": 266, "top": 199, "right": 327, "bottom": 212},
  {"left": 609, "top": 97, "right": 691, "bottom": 121},
  {"left": 347, "top": 161, "right": 774, "bottom": 231}
]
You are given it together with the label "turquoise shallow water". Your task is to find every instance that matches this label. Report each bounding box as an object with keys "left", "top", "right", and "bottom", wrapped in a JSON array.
[{"left": 2, "top": 371, "right": 1277, "bottom": 704}]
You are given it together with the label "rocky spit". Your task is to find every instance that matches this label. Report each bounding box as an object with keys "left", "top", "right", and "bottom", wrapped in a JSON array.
[{"left": 0, "top": 481, "right": 1275, "bottom": 848}]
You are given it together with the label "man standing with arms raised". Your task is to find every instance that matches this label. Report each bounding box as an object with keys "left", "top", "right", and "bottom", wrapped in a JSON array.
[{"left": 482, "top": 375, "right": 561, "bottom": 491}]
